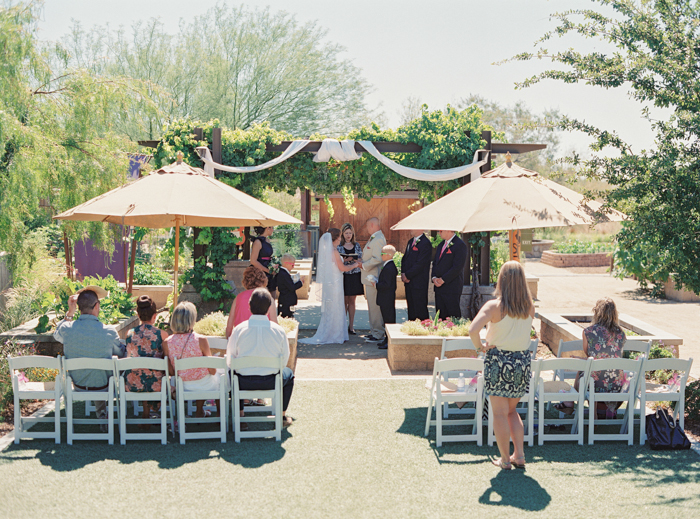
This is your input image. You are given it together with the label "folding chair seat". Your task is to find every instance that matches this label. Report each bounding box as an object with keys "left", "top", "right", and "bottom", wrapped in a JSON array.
[
  {"left": 229, "top": 355, "right": 285, "bottom": 442},
  {"left": 439, "top": 337, "right": 482, "bottom": 419},
  {"left": 487, "top": 359, "right": 542, "bottom": 448},
  {"left": 174, "top": 356, "right": 228, "bottom": 444},
  {"left": 63, "top": 357, "right": 118, "bottom": 444},
  {"left": 536, "top": 357, "right": 592, "bottom": 445},
  {"left": 586, "top": 357, "right": 643, "bottom": 445},
  {"left": 115, "top": 357, "right": 174, "bottom": 445},
  {"left": 424, "top": 357, "right": 485, "bottom": 447},
  {"left": 9, "top": 355, "right": 63, "bottom": 444},
  {"left": 637, "top": 357, "right": 693, "bottom": 445}
]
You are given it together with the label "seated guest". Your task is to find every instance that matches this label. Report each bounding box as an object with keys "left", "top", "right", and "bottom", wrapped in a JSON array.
[
  {"left": 555, "top": 297, "right": 626, "bottom": 419},
  {"left": 124, "top": 295, "right": 169, "bottom": 425},
  {"left": 374, "top": 245, "right": 398, "bottom": 350},
  {"left": 225, "top": 265, "right": 278, "bottom": 339},
  {"left": 227, "top": 288, "right": 294, "bottom": 427},
  {"left": 164, "top": 302, "right": 219, "bottom": 418},
  {"left": 276, "top": 253, "right": 304, "bottom": 318},
  {"left": 54, "top": 287, "right": 126, "bottom": 429}
]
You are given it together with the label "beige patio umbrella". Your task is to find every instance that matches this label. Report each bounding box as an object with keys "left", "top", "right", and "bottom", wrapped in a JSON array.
[
  {"left": 55, "top": 152, "right": 302, "bottom": 303},
  {"left": 392, "top": 153, "right": 625, "bottom": 235}
]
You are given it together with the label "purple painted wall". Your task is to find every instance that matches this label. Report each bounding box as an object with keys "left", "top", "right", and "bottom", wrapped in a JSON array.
[{"left": 73, "top": 238, "right": 127, "bottom": 283}]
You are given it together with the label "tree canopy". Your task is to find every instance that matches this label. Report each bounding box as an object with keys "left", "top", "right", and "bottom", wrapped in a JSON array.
[
  {"left": 59, "top": 4, "right": 376, "bottom": 139},
  {"left": 509, "top": 0, "right": 700, "bottom": 293},
  {"left": 0, "top": 1, "right": 151, "bottom": 274}
]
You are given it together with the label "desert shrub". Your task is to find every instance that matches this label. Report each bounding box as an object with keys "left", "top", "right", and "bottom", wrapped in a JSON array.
[
  {"left": 685, "top": 380, "right": 700, "bottom": 421},
  {"left": 133, "top": 263, "right": 172, "bottom": 285},
  {"left": 193, "top": 311, "right": 227, "bottom": 336}
]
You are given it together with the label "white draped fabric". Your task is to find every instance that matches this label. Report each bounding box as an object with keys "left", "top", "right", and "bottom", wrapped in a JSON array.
[
  {"left": 358, "top": 141, "right": 489, "bottom": 182},
  {"left": 195, "top": 140, "right": 310, "bottom": 177},
  {"left": 312, "top": 138, "right": 362, "bottom": 162},
  {"left": 195, "top": 139, "right": 488, "bottom": 182}
]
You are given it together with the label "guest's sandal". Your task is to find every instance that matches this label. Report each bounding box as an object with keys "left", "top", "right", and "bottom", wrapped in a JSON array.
[
  {"left": 490, "top": 457, "right": 512, "bottom": 470},
  {"left": 510, "top": 456, "right": 526, "bottom": 470}
]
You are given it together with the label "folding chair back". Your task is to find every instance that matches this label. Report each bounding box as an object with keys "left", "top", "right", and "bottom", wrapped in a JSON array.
[
  {"left": 440, "top": 337, "right": 480, "bottom": 359},
  {"left": 174, "top": 356, "right": 228, "bottom": 444},
  {"left": 554, "top": 340, "right": 585, "bottom": 383},
  {"left": 638, "top": 357, "right": 693, "bottom": 445},
  {"left": 115, "top": 356, "right": 173, "bottom": 445},
  {"left": 623, "top": 340, "right": 651, "bottom": 358},
  {"left": 587, "top": 357, "right": 643, "bottom": 445},
  {"left": 528, "top": 339, "right": 539, "bottom": 359},
  {"left": 9, "top": 355, "right": 63, "bottom": 444},
  {"left": 424, "top": 357, "right": 485, "bottom": 447},
  {"left": 230, "top": 355, "right": 285, "bottom": 442},
  {"left": 536, "top": 357, "right": 592, "bottom": 445},
  {"left": 62, "top": 356, "right": 118, "bottom": 444}
]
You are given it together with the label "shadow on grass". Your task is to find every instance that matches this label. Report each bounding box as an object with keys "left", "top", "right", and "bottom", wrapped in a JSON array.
[{"left": 478, "top": 472, "right": 551, "bottom": 510}]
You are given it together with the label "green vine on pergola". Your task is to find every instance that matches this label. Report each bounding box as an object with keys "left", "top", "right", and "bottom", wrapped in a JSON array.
[{"left": 150, "top": 106, "right": 498, "bottom": 304}]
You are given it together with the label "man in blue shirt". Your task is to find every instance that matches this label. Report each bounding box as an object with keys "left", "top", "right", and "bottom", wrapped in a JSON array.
[{"left": 54, "top": 287, "right": 125, "bottom": 421}]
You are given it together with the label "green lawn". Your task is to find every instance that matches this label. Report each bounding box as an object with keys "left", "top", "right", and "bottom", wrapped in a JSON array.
[{"left": 1, "top": 380, "right": 699, "bottom": 517}]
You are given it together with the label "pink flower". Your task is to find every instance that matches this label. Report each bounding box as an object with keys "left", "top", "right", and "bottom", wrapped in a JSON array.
[{"left": 17, "top": 371, "right": 29, "bottom": 383}]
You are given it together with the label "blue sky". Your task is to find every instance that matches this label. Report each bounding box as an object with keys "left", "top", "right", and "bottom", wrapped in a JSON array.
[{"left": 39, "top": 0, "right": 663, "bottom": 157}]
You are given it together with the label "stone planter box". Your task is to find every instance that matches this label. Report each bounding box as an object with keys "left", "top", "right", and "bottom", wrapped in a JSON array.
[
  {"left": 524, "top": 239, "right": 555, "bottom": 259},
  {"left": 538, "top": 312, "right": 682, "bottom": 357},
  {"left": 663, "top": 279, "right": 700, "bottom": 302},
  {"left": 206, "top": 324, "right": 299, "bottom": 371},
  {"left": 541, "top": 250, "right": 613, "bottom": 268},
  {"left": 0, "top": 314, "right": 140, "bottom": 357},
  {"left": 386, "top": 323, "right": 481, "bottom": 372},
  {"left": 128, "top": 284, "right": 173, "bottom": 309}
]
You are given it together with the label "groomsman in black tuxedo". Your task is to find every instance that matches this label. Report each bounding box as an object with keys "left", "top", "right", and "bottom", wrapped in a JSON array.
[
  {"left": 401, "top": 230, "right": 431, "bottom": 321},
  {"left": 374, "top": 245, "right": 398, "bottom": 349},
  {"left": 431, "top": 230, "right": 467, "bottom": 320},
  {"left": 276, "top": 254, "right": 304, "bottom": 318}
]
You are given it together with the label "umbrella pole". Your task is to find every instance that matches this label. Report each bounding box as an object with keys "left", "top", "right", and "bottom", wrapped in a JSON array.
[
  {"left": 173, "top": 218, "right": 180, "bottom": 307},
  {"left": 509, "top": 229, "right": 521, "bottom": 262}
]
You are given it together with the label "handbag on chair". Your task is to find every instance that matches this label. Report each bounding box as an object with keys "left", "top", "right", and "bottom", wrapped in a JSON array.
[{"left": 645, "top": 409, "right": 691, "bottom": 450}]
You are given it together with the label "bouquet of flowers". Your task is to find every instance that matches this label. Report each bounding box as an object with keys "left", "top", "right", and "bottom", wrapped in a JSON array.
[{"left": 268, "top": 255, "right": 282, "bottom": 276}]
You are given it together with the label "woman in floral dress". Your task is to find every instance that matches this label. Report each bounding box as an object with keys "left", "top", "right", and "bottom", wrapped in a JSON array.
[{"left": 125, "top": 295, "right": 168, "bottom": 423}]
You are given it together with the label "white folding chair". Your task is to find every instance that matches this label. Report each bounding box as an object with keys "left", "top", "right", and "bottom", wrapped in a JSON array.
[
  {"left": 553, "top": 340, "right": 586, "bottom": 383},
  {"left": 586, "top": 357, "right": 643, "bottom": 445},
  {"left": 638, "top": 357, "right": 693, "bottom": 445},
  {"left": 229, "top": 355, "right": 285, "bottom": 443},
  {"left": 8, "top": 356, "right": 63, "bottom": 444},
  {"left": 440, "top": 337, "right": 482, "bottom": 419},
  {"left": 528, "top": 338, "right": 539, "bottom": 359},
  {"left": 174, "top": 356, "right": 228, "bottom": 444},
  {"left": 424, "top": 357, "right": 485, "bottom": 447},
  {"left": 115, "top": 357, "right": 174, "bottom": 445},
  {"left": 184, "top": 337, "right": 228, "bottom": 416},
  {"left": 62, "top": 357, "right": 118, "bottom": 445},
  {"left": 536, "top": 357, "right": 592, "bottom": 445},
  {"left": 623, "top": 339, "right": 651, "bottom": 358},
  {"left": 487, "top": 359, "right": 542, "bottom": 448}
]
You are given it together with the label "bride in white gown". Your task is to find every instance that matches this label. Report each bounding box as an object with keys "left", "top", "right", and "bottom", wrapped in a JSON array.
[{"left": 300, "top": 229, "right": 360, "bottom": 344}]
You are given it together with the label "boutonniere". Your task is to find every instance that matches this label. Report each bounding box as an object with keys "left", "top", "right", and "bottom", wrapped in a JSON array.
[
  {"left": 414, "top": 236, "right": 421, "bottom": 244},
  {"left": 446, "top": 248, "right": 452, "bottom": 254}
]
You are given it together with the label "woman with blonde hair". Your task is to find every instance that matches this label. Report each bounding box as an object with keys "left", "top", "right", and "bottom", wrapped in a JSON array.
[
  {"left": 469, "top": 261, "right": 535, "bottom": 470},
  {"left": 555, "top": 297, "right": 626, "bottom": 419},
  {"left": 163, "top": 302, "right": 220, "bottom": 418}
]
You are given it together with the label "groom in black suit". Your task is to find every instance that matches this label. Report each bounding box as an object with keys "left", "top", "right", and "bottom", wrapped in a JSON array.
[
  {"left": 401, "top": 230, "right": 431, "bottom": 321},
  {"left": 431, "top": 230, "right": 467, "bottom": 320}
]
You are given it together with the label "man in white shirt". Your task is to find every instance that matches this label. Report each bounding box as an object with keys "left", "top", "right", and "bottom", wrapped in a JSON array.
[
  {"left": 360, "top": 217, "right": 386, "bottom": 342},
  {"left": 227, "top": 288, "right": 294, "bottom": 427}
]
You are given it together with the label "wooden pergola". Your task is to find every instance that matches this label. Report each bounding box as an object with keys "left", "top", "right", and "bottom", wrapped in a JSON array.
[{"left": 139, "top": 129, "right": 545, "bottom": 285}]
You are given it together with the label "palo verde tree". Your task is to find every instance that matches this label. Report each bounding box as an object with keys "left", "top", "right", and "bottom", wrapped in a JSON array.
[
  {"left": 0, "top": 1, "right": 157, "bottom": 275},
  {"left": 58, "top": 4, "right": 376, "bottom": 140},
  {"left": 509, "top": 0, "right": 700, "bottom": 294}
]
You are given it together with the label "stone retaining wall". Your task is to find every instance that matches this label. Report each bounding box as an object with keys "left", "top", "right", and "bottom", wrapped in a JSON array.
[{"left": 541, "top": 251, "right": 613, "bottom": 268}]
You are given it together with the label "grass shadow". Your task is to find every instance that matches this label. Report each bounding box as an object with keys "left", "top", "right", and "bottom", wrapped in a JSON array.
[{"left": 478, "top": 472, "right": 551, "bottom": 511}]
